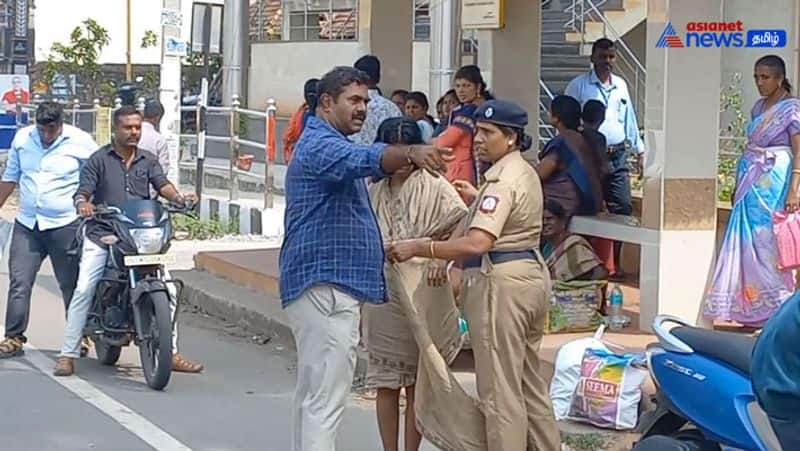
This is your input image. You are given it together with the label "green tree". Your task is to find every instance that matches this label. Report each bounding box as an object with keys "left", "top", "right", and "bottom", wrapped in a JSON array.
[
  {"left": 42, "top": 18, "right": 111, "bottom": 102},
  {"left": 137, "top": 29, "right": 161, "bottom": 98},
  {"left": 718, "top": 73, "right": 748, "bottom": 202}
]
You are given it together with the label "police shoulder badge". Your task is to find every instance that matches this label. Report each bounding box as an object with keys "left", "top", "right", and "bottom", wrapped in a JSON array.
[{"left": 479, "top": 195, "right": 499, "bottom": 213}]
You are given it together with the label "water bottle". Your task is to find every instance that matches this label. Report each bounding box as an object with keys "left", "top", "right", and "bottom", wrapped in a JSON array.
[{"left": 607, "top": 285, "right": 629, "bottom": 330}]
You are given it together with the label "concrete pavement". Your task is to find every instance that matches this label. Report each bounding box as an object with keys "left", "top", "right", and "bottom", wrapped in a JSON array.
[{"left": 0, "top": 260, "right": 441, "bottom": 451}]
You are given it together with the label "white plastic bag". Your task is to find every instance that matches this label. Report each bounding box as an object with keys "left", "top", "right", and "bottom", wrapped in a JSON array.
[
  {"left": 549, "top": 325, "right": 611, "bottom": 420},
  {"left": 567, "top": 348, "right": 649, "bottom": 430}
]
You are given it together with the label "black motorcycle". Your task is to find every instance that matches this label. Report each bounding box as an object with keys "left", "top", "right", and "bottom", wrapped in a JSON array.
[{"left": 80, "top": 199, "right": 193, "bottom": 390}]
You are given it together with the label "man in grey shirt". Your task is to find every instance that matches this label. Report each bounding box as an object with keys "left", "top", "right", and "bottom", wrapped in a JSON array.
[{"left": 139, "top": 100, "right": 171, "bottom": 183}]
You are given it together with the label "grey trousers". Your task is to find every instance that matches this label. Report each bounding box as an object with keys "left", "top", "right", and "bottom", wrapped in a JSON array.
[
  {"left": 4, "top": 220, "right": 79, "bottom": 341},
  {"left": 285, "top": 286, "right": 361, "bottom": 451}
]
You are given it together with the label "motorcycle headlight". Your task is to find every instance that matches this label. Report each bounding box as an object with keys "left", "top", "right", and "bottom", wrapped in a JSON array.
[{"left": 129, "top": 228, "right": 166, "bottom": 255}]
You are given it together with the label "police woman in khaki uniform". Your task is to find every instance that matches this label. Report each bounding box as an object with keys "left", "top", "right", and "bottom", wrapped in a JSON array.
[{"left": 389, "top": 100, "right": 561, "bottom": 451}]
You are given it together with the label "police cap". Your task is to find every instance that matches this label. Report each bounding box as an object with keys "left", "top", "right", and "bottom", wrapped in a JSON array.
[{"left": 473, "top": 100, "right": 528, "bottom": 129}]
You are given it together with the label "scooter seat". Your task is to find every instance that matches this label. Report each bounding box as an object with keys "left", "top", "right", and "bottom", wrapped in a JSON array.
[{"left": 672, "top": 326, "right": 756, "bottom": 375}]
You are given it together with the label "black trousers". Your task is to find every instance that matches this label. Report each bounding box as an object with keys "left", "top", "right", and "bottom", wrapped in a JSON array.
[{"left": 4, "top": 220, "right": 79, "bottom": 341}]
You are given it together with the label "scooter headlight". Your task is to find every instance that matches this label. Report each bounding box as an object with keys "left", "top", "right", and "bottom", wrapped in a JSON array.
[{"left": 129, "top": 228, "right": 166, "bottom": 255}]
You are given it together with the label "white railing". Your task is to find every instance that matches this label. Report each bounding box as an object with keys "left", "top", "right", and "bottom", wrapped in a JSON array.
[
  {"left": 563, "top": 0, "right": 646, "bottom": 121},
  {"left": 179, "top": 94, "right": 279, "bottom": 209}
]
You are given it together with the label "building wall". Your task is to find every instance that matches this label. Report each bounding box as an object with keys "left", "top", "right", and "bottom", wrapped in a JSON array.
[
  {"left": 721, "top": 0, "right": 799, "bottom": 112},
  {"left": 33, "top": 0, "right": 223, "bottom": 65},
  {"left": 248, "top": 41, "right": 361, "bottom": 114},
  {"left": 249, "top": 40, "right": 432, "bottom": 114}
]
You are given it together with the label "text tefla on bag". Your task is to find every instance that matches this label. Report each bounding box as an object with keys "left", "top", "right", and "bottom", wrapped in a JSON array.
[{"left": 567, "top": 348, "right": 648, "bottom": 430}]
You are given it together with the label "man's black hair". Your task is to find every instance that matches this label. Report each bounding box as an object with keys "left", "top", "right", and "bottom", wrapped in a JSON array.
[
  {"left": 143, "top": 99, "right": 165, "bottom": 120},
  {"left": 35, "top": 101, "right": 64, "bottom": 126},
  {"left": 582, "top": 99, "right": 606, "bottom": 126},
  {"left": 354, "top": 55, "right": 381, "bottom": 86},
  {"left": 317, "top": 66, "right": 371, "bottom": 103},
  {"left": 591, "top": 38, "right": 615, "bottom": 55},
  {"left": 113, "top": 105, "right": 143, "bottom": 126}
]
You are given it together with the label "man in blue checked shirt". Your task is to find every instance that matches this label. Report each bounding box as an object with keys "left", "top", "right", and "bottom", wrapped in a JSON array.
[
  {"left": 280, "top": 66, "right": 451, "bottom": 451},
  {"left": 565, "top": 37, "right": 644, "bottom": 276},
  {"left": 0, "top": 102, "right": 98, "bottom": 358}
]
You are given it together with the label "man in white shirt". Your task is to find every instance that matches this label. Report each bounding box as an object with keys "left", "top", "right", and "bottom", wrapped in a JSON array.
[
  {"left": 565, "top": 38, "right": 644, "bottom": 276},
  {"left": 139, "top": 100, "right": 171, "bottom": 182}
]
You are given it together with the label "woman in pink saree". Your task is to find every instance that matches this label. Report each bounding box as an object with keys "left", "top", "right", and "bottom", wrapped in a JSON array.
[{"left": 705, "top": 55, "right": 800, "bottom": 327}]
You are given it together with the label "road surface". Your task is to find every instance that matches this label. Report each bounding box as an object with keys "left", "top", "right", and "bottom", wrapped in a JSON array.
[{"left": 0, "top": 260, "right": 438, "bottom": 451}]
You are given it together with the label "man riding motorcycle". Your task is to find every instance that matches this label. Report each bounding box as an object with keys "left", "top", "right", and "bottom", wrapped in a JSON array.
[{"left": 53, "top": 105, "right": 202, "bottom": 376}]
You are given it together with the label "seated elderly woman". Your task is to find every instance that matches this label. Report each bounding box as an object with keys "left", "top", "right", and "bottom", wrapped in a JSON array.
[{"left": 541, "top": 199, "right": 608, "bottom": 282}]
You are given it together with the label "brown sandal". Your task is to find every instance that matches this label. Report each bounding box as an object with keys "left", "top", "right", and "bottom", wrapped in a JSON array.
[
  {"left": 0, "top": 337, "right": 24, "bottom": 358},
  {"left": 172, "top": 354, "right": 203, "bottom": 373}
]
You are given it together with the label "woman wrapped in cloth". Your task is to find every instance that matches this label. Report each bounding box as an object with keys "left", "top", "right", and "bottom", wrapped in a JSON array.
[
  {"left": 389, "top": 100, "right": 561, "bottom": 451},
  {"left": 363, "top": 117, "right": 467, "bottom": 451}
]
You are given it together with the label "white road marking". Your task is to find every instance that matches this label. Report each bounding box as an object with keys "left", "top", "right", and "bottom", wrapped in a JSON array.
[{"left": 1, "top": 328, "right": 193, "bottom": 451}]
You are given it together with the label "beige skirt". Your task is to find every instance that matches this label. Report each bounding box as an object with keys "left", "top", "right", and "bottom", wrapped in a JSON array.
[{"left": 363, "top": 259, "right": 462, "bottom": 389}]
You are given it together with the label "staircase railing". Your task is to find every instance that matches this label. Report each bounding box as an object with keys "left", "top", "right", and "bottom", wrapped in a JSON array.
[
  {"left": 539, "top": 79, "right": 556, "bottom": 145},
  {"left": 563, "top": 0, "right": 646, "bottom": 122}
]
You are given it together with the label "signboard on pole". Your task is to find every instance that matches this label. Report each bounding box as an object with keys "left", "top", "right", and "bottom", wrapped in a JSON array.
[
  {"left": 190, "top": 2, "right": 223, "bottom": 54},
  {"left": 461, "top": 0, "right": 505, "bottom": 30},
  {"left": 161, "top": 9, "right": 183, "bottom": 27},
  {"left": 165, "top": 37, "right": 188, "bottom": 57}
]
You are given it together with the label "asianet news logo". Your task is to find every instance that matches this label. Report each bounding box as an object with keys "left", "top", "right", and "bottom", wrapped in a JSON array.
[{"left": 656, "top": 21, "right": 787, "bottom": 48}]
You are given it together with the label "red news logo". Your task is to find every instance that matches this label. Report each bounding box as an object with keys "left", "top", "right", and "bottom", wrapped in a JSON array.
[{"left": 686, "top": 20, "right": 743, "bottom": 32}]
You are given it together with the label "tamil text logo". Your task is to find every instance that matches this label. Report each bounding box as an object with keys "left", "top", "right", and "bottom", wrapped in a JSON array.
[{"left": 656, "top": 21, "right": 786, "bottom": 48}]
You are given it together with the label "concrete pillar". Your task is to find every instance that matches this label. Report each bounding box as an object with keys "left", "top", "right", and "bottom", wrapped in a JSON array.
[
  {"left": 477, "top": 0, "right": 541, "bottom": 154},
  {"left": 358, "top": 0, "right": 413, "bottom": 95},
  {"left": 639, "top": 0, "right": 723, "bottom": 329}
]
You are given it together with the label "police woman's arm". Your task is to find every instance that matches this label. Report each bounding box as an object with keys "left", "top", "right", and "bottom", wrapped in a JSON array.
[{"left": 388, "top": 229, "right": 495, "bottom": 263}]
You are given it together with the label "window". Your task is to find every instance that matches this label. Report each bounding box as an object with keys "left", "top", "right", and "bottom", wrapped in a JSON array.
[
  {"left": 250, "top": 0, "right": 357, "bottom": 42},
  {"left": 413, "top": 0, "right": 430, "bottom": 41},
  {"left": 286, "top": 0, "right": 357, "bottom": 41},
  {"left": 250, "top": 0, "right": 283, "bottom": 41}
]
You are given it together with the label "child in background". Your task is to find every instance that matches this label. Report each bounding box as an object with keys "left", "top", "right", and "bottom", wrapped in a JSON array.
[{"left": 581, "top": 99, "right": 619, "bottom": 282}]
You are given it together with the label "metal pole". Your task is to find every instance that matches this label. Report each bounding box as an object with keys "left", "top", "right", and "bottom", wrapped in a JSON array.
[
  {"left": 14, "top": 92, "right": 22, "bottom": 129},
  {"left": 264, "top": 98, "right": 276, "bottom": 210},
  {"left": 126, "top": 0, "right": 133, "bottom": 81},
  {"left": 195, "top": 78, "right": 208, "bottom": 211},
  {"left": 229, "top": 94, "right": 240, "bottom": 202},
  {"left": 72, "top": 98, "right": 80, "bottom": 126},
  {"left": 222, "top": 0, "right": 247, "bottom": 106},
  {"left": 429, "top": 0, "right": 459, "bottom": 107},
  {"left": 202, "top": 5, "right": 212, "bottom": 92},
  {"left": 92, "top": 98, "right": 101, "bottom": 141}
]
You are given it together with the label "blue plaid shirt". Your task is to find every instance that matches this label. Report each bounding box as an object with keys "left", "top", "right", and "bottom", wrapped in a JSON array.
[{"left": 279, "top": 116, "right": 388, "bottom": 306}]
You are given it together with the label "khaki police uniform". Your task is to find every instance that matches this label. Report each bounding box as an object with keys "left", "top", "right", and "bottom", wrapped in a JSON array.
[{"left": 462, "top": 150, "right": 561, "bottom": 451}]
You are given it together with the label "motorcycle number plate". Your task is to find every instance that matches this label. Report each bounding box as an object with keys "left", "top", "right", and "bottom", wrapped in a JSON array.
[{"left": 124, "top": 254, "right": 176, "bottom": 266}]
